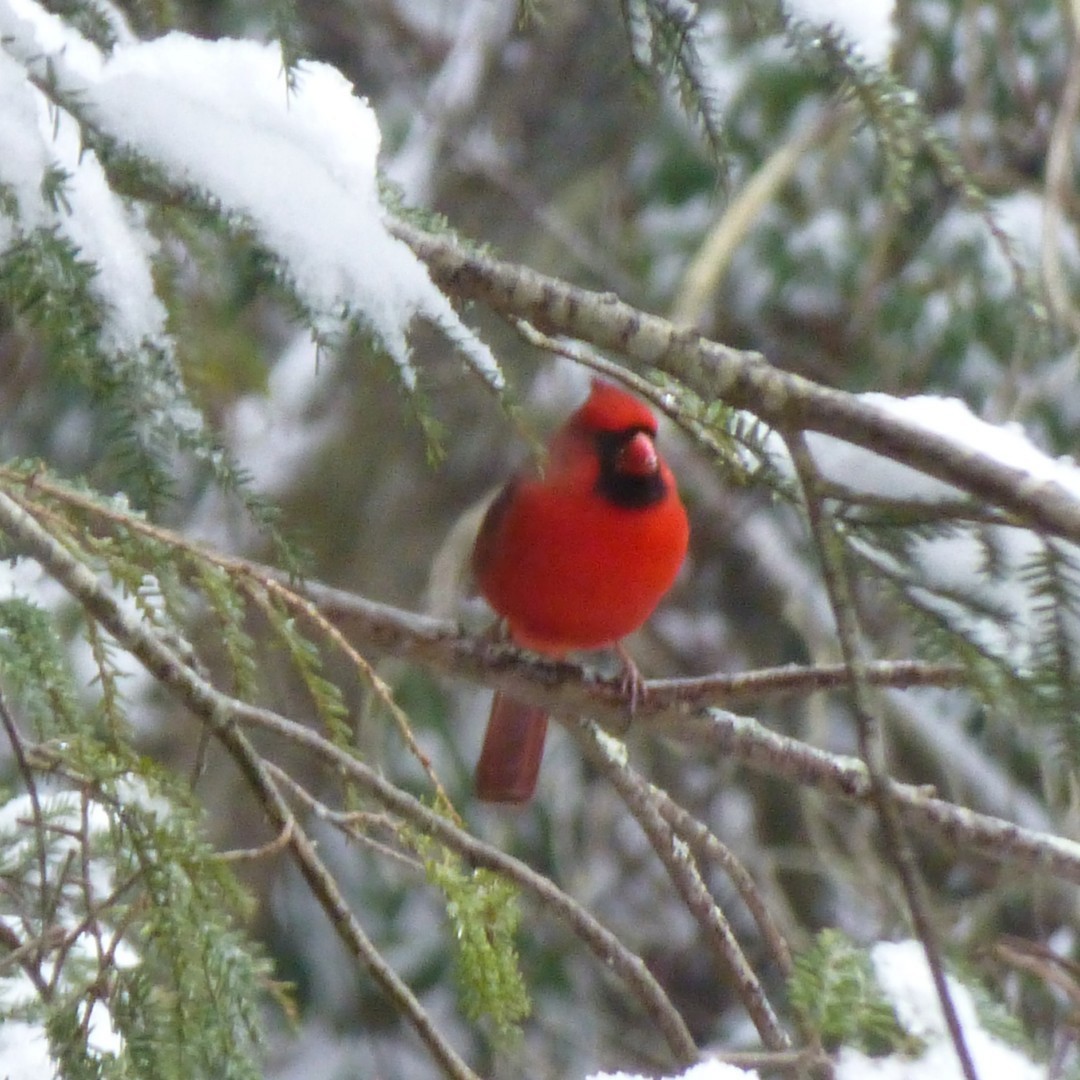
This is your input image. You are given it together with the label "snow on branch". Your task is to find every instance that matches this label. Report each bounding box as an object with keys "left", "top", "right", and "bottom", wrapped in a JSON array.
[{"left": 0, "top": 0, "right": 502, "bottom": 392}]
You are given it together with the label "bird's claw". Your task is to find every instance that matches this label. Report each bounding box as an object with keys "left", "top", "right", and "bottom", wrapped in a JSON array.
[{"left": 614, "top": 641, "right": 646, "bottom": 714}]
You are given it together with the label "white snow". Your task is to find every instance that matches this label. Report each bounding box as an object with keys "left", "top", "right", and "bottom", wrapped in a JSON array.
[
  {"left": 0, "top": 1019, "right": 52, "bottom": 1080},
  {"left": 871, "top": 393, "right": 1080, "bottom": 500},
  {"left": 805, "top": 393, "right": 1080, "bottom": 503},
  {"left": 993, "top": 189, "right": 1080, "bottom": 270},
  {"left": 784, "top": 0, "right": 896, "bottom": 66},
  {"left": 0, "top": 50, "right": 52, "bottom": 230},
  {"left": 835, "top": 940, "right": 1043, "bottom": 1079},
  {"left": 801, "top": 392, "right": 1080, "bottom": 671},
  {"left": 225, "top": 332, "right": 342, "bottom": 493},
  {"left": 0, "top": 791, "right": 135, "bottom": 1072},
  {"left": 55, "top": 111, "right": 170, "bottom": 357},
  {"left": 0, "top": 21, "right": 167, "bottom": 357},
  {"left": 0, "top": 0, "right": 502, "bottom": 396},
  {"left": 2, "top": 0, "right": 106, "bottom": 80}
]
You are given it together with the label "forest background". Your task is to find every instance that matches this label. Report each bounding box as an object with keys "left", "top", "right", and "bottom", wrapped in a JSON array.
[{"left": 1, "top": 0, "right": 1080, "bottom": 1078}]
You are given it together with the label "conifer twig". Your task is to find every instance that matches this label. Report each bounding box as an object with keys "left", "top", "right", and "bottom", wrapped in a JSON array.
[
  {"left": 573, "top": 719, "right": 792, "bottom": 1055},
  {"left": 390, "top": 218, "right": 1080, "bottom": 544},
  {"left": 0, "top": 686, "right": 50, "bottom": 936},
  {"left": 0, "top": 487, "right": 700, "bottom": 1068},
  {"left": 786, "top": 432, "right": 979, "bottom": 1080},
  {"left": 0, "top": 490, "right": 480, "bottom": 1080}
]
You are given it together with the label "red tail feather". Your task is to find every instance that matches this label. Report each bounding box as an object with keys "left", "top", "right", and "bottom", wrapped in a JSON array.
[{"left": 474, "top": 693, "right": 549, "bottom": 803}]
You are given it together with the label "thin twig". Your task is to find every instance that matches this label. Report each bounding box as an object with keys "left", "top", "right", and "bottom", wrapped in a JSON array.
[
  {"left": 77, "top": 788, "right": 104, "bottom": 969},
  {"left": 572, "top": 718, "right": 792, "bottom": 1054},
  {"left": 257, "top": 575, "right": 462, "bottom": 823},
  {"left": 653, "top": 705, "right": 1080, "bottom": 882},
  {"left": 713, "top": 497, "right": 1054, "bottom": 833},
  {"left": 390, "top": 217, "right": 1080, "bottom": 545},
  {"left": 216, "top": 820, "right": 295, "bottom": 863},
  {"left": 648, "top": 660, "right": 967, "bottom": 705},
  {"left": 787, "top": 431, "right": 978, "bottom": 1080},
  {"left": 219, "top": 719, "right": 481, "bottom": 1080},
  {"left": 0, "top": 490, "right": 480, "bottom": 1080},
  {"left": 0, "top": 922, "right": 65, "bottom": 989},
  {"left": 235, "top": 706, "right": 700, "bottom": 1065},
  {"left": 0, "top": 687, "right": 50, "bottom": 941},
  {"left": 263, "top": 760, "right": 425, "bottom": 873},
  {"left": 648, "top": 785, "right": 794, "bottom": 979}
]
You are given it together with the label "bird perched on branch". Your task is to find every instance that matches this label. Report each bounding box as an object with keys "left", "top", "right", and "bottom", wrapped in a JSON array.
[{"left": 471, "top": 378, "right": 689, "bottom": 803}]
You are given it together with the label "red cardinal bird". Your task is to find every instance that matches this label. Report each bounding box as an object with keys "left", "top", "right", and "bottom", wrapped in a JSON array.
[{"left": 471, "top": 378, "right": 689, "bottom": 803}]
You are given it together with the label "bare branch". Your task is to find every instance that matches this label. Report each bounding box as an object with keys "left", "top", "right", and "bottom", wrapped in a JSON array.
[
  {"left": 648, "top": 783, "right": 795, "bottom": 980},
  {"left": 787, "top": 432, "right": 977, "bottom": 1080},
  {"left": 572, "top": 719, "right": 792, "bottom": 1053},
  {"left": 231, "top": 705, "right": 700, "bottom": 1065},
  {"left": 390, "top": 217, "right": 1080, "bottom": 543}
]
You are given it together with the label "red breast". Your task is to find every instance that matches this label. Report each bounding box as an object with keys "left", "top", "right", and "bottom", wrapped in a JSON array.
[{"left": 472, "top": 379, "right": 689, "bottom": 655}]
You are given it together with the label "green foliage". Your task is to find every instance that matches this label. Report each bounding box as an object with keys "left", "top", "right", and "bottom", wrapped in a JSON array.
[
  {"left": 108, "top": 777, "right": 270, "bottom": 1080},
  {"left": 1013, "top": 539, "right": 1080, "bottom": 800},
  {"left": 838, "top": 505, "right": 1080, "bottom": 805},
  {"left": 0, "top": 595, "right": 83, "bottom": 739},
  {"left": 781, "top": 19, "right": 917, "bottom": 211},
  {"left": 0, "top": 225, "right": 106, "bottom": 367},
  {"left": 0, "top": 224, "right": 167, "bottom": 509},
  {"left": 778, "top": 13, "right": 1053, "bottom": 386},
  {"left": 1, "top": 81, "right": 322, "bottom": 558},
  {"left": 0, "top": 502, "right": 279, "bottom": 1078},
  {"left": 423, "top": 844, "right": 531, "bottom": 1039},
  {"left": 0, "top": 468, "right": 381, "bottom": 1077},
  {"left": 654, "top": 373, "right": 793, "bottom": 504},
  {"left": 263, "top": 597, "right": 352, "bottom": 745},
  {"left": 620, "top": 0, "right": 731, "bottom": 176},
  {"left": 40, "top": 0, "right": 122, "bottom": 51},
  {"left": 0, "top": 488, "right": 316, "bottom": 1076},
  {"left": 789, "top": 930, "right": 922, "bottom": 1056},
  {"left": 196, "top": 562, "right": 260, "bottom": 702},
  {"left": 268, "top": 0, "right": 304, "bottom": 89},
  {"left": 0, "top": 771, "right": 271, "bottom": 1079}
]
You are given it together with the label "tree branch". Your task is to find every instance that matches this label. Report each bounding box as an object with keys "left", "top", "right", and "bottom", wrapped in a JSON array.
[
  {"left": 6, "top": 466, "right": 1078, "bottom": 888},
  {"left": 0, "top": 489, "right": 700, "bottom": 1068},
  {"left": 390, "top": 218, "right": 1080, "bottom": 544},
  {"left": 787, "top": 432, "right": 978, "bottom": 1080},
  {"left": 0, "top": 490, "right": 481, "bottom": 1080},
  {"left": 573, "top": 719, "right": 793, "bottom": 1054}
]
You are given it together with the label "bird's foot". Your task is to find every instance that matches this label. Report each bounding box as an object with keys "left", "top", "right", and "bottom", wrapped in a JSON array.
[{"left": 614, "top": 641, "right": 646, "bottom": 713}]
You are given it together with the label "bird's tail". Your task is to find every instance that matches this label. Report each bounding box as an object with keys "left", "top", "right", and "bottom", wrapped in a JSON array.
[{"left": 474, "top": 692, "right": 549, "bottom": 803}]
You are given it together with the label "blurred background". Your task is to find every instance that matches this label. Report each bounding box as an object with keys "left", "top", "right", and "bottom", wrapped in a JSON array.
[{"left": 2, "top": 0, "right": 1078, "bottom": 1076}]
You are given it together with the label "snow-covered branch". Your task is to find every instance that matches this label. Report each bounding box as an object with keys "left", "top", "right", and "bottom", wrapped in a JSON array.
[{"left": 391, "top": 217, "right": 1080, "bottom": 544}]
